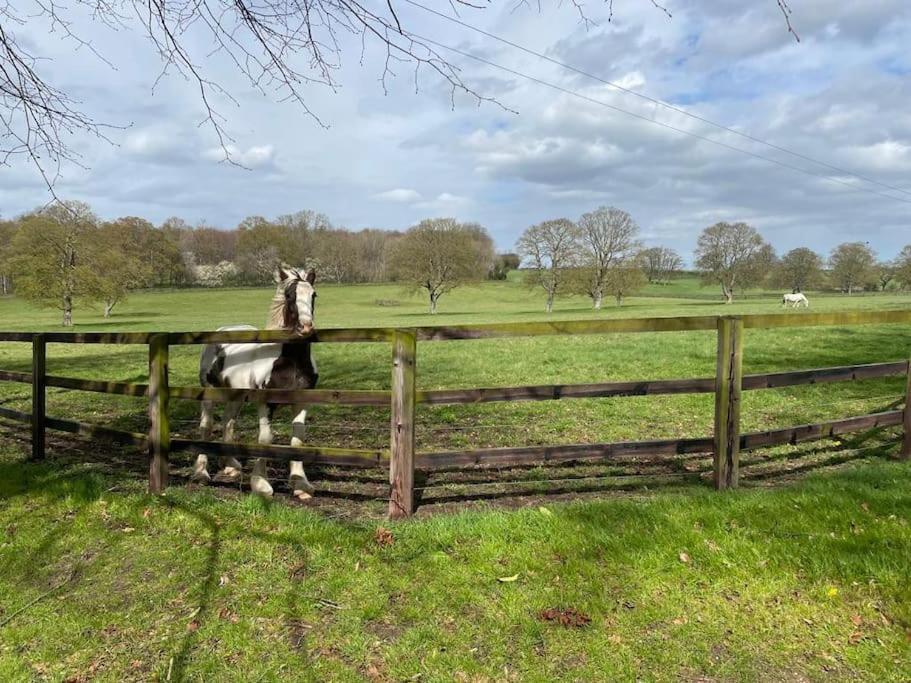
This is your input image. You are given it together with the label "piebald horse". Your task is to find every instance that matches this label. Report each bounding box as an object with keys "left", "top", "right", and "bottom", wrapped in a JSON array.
[
  {"left": 192, "top": 265, "right": 318, "bottom": 499},
  {"left": 782, "top": 292, "right": 809, "bottom": 308}
]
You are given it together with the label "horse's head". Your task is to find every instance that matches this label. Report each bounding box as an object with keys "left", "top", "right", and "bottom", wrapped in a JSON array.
[{"left": 274, "top": 265, "right": 317, "bottom": 336}]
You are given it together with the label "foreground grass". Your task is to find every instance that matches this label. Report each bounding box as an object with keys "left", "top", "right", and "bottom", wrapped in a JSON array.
[{"left": 0, "top": 448, "right": 909, "bottom": 682}]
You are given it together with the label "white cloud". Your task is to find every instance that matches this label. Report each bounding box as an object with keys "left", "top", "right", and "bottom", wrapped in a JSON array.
[
  {"left": 373, "top": 188, "right": 422, "bottom": 202},
  {"left": 3, "top": 0, "right": 911, "bottom": 257},
  {"left": 203, "top": 144, "right": 276, "bottom": 169}
]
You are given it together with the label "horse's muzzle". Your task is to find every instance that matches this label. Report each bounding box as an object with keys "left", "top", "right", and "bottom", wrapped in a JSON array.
[{"left": 295, "top": 323, "right": 314, "bottom": 336}]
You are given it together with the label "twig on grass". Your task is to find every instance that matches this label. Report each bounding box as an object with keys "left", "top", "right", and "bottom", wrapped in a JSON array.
[{"left": 0, "top": 568, "right": 79, "bottom": 628}]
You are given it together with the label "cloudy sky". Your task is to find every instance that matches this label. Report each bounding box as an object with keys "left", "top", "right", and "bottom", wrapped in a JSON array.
[{"left": 2, "top": 0, "right": 911, "bottom": 260}]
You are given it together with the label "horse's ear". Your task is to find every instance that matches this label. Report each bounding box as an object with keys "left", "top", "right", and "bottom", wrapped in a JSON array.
[
  {"left": 274, "top": 264, "right": 292, "bottom": 283},
  {"left": 306, "top": 270, "right": 316, "bottom": 285}
]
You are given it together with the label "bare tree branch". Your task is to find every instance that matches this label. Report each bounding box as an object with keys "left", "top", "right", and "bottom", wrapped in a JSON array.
[{"left": 0, "top": 0, "right": 800, "bottom": 195}]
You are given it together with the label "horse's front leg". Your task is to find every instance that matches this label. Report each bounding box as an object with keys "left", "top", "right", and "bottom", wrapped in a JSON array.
[
  {"left": 219, "top": 400, "right": 244, "bottom": 481},
  {"left": 290, "top": 404, "right": 315, "bottom": 499},
  {"left": 250, "top": 403, "right": 274, "bottom": 497},
  {"left": 192, "top": 400, "right": 214, "bottom": 483}
]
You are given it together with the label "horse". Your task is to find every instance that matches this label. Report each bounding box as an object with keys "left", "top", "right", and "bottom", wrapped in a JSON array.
[
  {"left": 782, "top": 292, "right": 809, "bottom": 308},
  {"left": 191, "top": 265, "right": 318, "bottom": 499}
]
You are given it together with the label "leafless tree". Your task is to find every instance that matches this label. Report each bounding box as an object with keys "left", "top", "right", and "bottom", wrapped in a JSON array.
[
  {"left": 641, "top": 246, "right": 683, "bottom": 284},
  {"left": 2, "top": 1, "right": 801, "bottom": 196},
  {"left": 517, "top": 218, "right": 581, "bottom": 313},
  {"left": 575, "top": 206, "right": 641, "bottom": 309}
]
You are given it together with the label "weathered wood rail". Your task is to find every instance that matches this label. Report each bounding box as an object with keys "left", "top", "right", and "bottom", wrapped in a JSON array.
[{"left": 0, "top": 309, "right": 910, "bottom": 518}]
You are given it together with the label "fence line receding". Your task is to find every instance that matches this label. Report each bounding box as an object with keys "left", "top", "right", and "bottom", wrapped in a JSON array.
[{"left": 0, "top": 310, "right": 909, "bottom": 518}]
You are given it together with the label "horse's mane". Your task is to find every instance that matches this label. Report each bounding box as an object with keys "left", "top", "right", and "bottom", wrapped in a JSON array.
[{"left": 267, "top": 282, "right": 291, "bottom": 330}]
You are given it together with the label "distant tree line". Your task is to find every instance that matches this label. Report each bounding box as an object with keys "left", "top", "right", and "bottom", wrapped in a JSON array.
[
  {"left": 516, "top": 213, "right": 911, "bottom": 311},
  {"left": 2, "top": 199, "right": 909, "bottom": 323},
  {"left": 0, "top": 200, "right": 505, "bottom": 323}
]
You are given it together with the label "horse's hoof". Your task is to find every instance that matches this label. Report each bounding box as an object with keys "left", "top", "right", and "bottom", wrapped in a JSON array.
[
  {"left": 190, "top": 469, "right": 211, "bottom": 484},
  {"left": 220, "top": 466, "right": 242, "bottom": 482},
  {"left": 250, "top": 475, "right": 274, "bottom": 497},
  {"left": 290, "top": 475, "right": 315, "bottom": 495}
]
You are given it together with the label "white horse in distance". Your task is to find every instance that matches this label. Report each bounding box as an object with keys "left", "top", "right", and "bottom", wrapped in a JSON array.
[{"left": 782, "top": 292, "right": 809, "bottom": 308}]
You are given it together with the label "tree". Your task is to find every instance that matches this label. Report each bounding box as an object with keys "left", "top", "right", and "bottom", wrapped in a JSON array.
[
  {"left": 874, "top": 261, "right": 896, "bottom": 292},
  {"left": 604, "top": 260, "right": 647, "bottom": 306},
  {"left": 574, "top": 207, "right": 641, "bottom": 309},
  {"left": 0, "top": 220, "right": 16, "bottom": 295},
  {"left": 490, "top": 253, "right": 521, "bottom": 281},
  {"left": 694, "top": 222, "right": 775, "bottom": 303},
  {"left": 93, "top": 220, "right": 152, "bottom": 316},
  {"left": 517, "top": 219, "right": 580, "bottom": 313},
  {"left": 3, "top": 1, "right": 800, "bottom": 194},
  {"left": 7, "top": 201, "right": 100, "bottom": 325},
  {"left": 896, "top": 246, "right": 911, "bottom": 290},
  {"left": 389, "top": 218, "right": 492, "bottom": 314},
  {"left": 774, "top": 247, "right": 824, "bottom": 293},
  {"left": 641, "top": 247, "right": 683, "bottom": 284},
  {"left": 829, "top": 242, "right": 876, "bottom": 294}
]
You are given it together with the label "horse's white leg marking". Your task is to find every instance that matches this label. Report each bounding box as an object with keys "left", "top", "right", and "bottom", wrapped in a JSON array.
[
  {"left": 193, "top": 401, "right": 215, "bottom": 483},
  {"left": 191, "top": 453, "right": 211, "bottom": 483},
  {"left": 250, "top": 458, "right": 273, "bottom": 497},
  {"left": 291, "top": 405, "right": 307, "bottom": 447},
  {"left": 200, "top": 400, "right": 214, "bottom": 438},
  {"left": 219, "top": 401, "right": 244, "bottom": 481},
  {"left": 257, "top": 403, "right": 274, "bottom": 445},
  {"left": 290, "top": 403, "right": 314, "bottom": 499}
]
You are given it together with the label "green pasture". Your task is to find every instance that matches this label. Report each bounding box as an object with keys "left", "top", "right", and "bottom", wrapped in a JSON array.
[{"left": 1, "top": 277, "right": 910, "bottom": 680}]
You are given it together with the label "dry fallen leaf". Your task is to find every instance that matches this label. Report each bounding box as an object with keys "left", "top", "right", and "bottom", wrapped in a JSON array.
[
  {"left": 849, "top": 631, "right": 864, "bottom": 645},
  {"left": 538, "top": 607, "right": 591, "bottom": 628},
  {"left": 679, "top": 552, "right": 691, "bottom": 564},
  {"left": 850, "top": 614, "right": 863, "bottom": 627},
  {"left": 497, "top": 574, "right": 520, "bottom": 583},
  {"left": 374, "top": 527, "right": 394, "bottom": 547},
  {"left": 187, "top": 620, "right": 200, "bottom": 633}
]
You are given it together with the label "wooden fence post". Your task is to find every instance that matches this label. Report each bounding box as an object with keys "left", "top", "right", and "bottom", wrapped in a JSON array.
[
  {"left": 389, "top": 329, "right": 417, "bottom": 519},
  {"left": 148, "top": 334, "right": 170, "bottom": 494},
  {"left": 901, "top": 359, "right": 911, "bottom": 460},
  {"left": 31, "top": 334, "right": 46, "bottom": 461},
  {"left": 714, "top": 316, "right": 744, "bottom": 489}
]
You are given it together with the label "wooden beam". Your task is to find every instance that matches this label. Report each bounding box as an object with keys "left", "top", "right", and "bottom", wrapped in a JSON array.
[
  {"left": 389, "top": 329, "right": 417, "bottom": 518},
  {"left": 170, "top": 439, "right": 387, "bottom": 468},
  {"left": 0, "top": 406, "right": 31, "bottom": 423},
  {"left": 31, "top": 334, "right": 45, "bottom": 461},
  {"left": 714, "top": 317, "right": 744, "bottom": 490},
  {"left": 417, "top": 436, "right": 714, "bottom": 470},
  {"left": 148, "top": 334, "right": 170, "bottom": 494},
  {"left": 740, "top": 410, "right": 903, "bottom": 451},
  {"left": 45, "top": 416, "right": 149, "bottom": 446},
  {"left": 168, "top": 385, "right": 390, "bottom": 405},
  {"left": 0, "top": 370, "right": 32, "bottom": 383},
  {"left": 902, "top": 360, "right": 911, "bottom": 460}
]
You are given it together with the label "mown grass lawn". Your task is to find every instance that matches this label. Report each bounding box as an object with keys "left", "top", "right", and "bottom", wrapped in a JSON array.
[
  {"left": 0, "top": 453, "right": 909, "bottom": 681},
  {"left": 1, "top": 278, "right": 911, "bottom": 680}
]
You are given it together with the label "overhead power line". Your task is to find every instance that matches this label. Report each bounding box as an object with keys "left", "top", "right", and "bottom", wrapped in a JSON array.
[
  {"left": 404, "top": 0, "right": 911, "bottom": 201},
  {"left": 404, "top": 28, "right": 911, "bottom": 207}
]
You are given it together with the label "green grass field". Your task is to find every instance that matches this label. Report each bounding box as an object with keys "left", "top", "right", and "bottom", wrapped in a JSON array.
[{"left": 1, "top": 277, "right": 910, "bottom": 681}]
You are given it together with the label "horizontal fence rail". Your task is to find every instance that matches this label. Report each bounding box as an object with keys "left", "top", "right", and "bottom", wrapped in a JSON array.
[{"left": 1, "top": 308, "right": 910, "bottom": 516}]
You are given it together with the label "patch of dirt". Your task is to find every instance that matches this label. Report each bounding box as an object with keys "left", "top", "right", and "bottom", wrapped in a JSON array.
[{"left": 538, "top": 607, "right": 592, "bottom": 628}]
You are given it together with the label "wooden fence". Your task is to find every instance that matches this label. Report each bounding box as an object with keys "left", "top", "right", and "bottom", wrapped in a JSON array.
[{"left": 1, "top": 309, "right": 910, "bottom": 518}]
